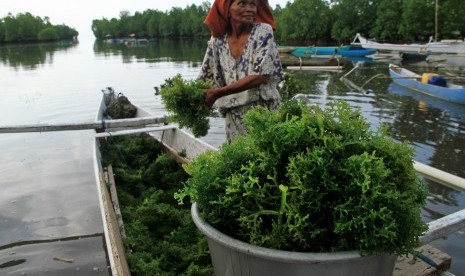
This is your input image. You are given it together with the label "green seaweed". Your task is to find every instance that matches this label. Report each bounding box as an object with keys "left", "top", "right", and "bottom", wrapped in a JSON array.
[
  {"left": 176, "top": 100, "right": 428, "bottom": 256},
  {"left": 158, "top": 74, "right": 213, "bottom": 137},
  {"left": 100, "top": 134, "right": 213, "bottom": 275}
]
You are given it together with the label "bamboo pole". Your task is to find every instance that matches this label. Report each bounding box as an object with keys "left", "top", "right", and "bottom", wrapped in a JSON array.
[
  {"left": 287, "top": 65, "right": 342, "bottom": 71},
  {"left": 414, "top": 161, "right": 465, "bottom": 192},
  {"left": 421, "top": 209, "right": 465, "bottom": 245},
  {"left": 95, "top": 125, "right": 177, "bottom": 138},
  {"left": 0, "top": 116, "right": 166, "bottom": 134},
  {"left": 435, "top": 0, "right": 439, "bottom": 42}
]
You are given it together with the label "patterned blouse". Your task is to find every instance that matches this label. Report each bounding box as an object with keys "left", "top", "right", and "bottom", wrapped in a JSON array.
[{"left": 198, "top": 23, "right": 283, "bottom": 113}]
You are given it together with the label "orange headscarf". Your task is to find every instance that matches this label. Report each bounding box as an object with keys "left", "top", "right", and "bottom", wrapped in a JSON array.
[{"left": 204, "top": 0, "right": 276, "bottom": 37}]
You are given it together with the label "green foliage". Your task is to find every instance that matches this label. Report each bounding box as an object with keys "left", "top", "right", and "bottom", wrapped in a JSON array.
[
  {"left": 88, "top": 0, "right": 464, "bottom": 44},
  {"left": 276, "top": 0, "right": 332, "bottom": 43},
  {"left": 0, "top": 13, "right": 78, "bottom": 43},
  {"left": 440, "top": 0, "right": 465, "bottom": 39},
  {"left": 330, "top": 0, "right": 378, "bottom": 43},
  {"left": 99, "top": 134, "right": 213, "bottom": 275},
  {"left": 91, "top": 5, "right": 210, "bottom": 39},
  {"left": 38, "top": 27, "right": 59, "bottom": 41},
  {"left": 370, "top": 0, "right": 403, "bottom": 41},
  {"left": 158, "top": 74, "right": 213, "bottom": 137},
  {"left": 399, "top": 0, "right": 435, "bottom": 41},
  {"left": 177, "top": 100, "right": 428, "bottom": 255}
]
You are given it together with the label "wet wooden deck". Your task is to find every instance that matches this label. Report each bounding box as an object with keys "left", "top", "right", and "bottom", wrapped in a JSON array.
[{"left": 393, "top": 244, "right": 452, "bottom": 276}]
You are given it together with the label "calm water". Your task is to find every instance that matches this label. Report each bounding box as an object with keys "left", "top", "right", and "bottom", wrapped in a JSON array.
[{"left": 1, "top": 39, "right": 464, "bottom": 275}]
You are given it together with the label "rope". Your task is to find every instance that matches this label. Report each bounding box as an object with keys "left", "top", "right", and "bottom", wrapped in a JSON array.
[
  {"left": 361, "top": 73, "right": 387, "bottom": 88},
  {"left": 105, "top": 132, "right": 133, "bottom": 171},
  {"left": 412, "top": 250, "right": 439, "bottom": 269}
]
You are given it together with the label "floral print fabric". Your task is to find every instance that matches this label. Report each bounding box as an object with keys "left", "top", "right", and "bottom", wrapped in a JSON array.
[{"left": 199, "top": 23, "right": 283, "bottom": 114}]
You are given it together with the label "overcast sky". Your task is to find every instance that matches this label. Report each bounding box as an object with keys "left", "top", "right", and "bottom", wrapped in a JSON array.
[{"left": 2, "top": 0, "right": 291, "bottom": 40}]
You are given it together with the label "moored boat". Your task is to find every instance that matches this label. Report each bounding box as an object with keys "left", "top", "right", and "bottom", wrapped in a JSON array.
[
  {"left": 388, "top": 63, "right": 465, "bottom": 104},
  {"left": 280, "top": 54, "right": 346, "bottom": 71},
  {"left": 353, "top": 33, "right": 465, "bottom": 55},
  {"left": 292, "top": 45, "right": 376, "bottom": 58},
  {"left": 400, "top": 52, "right": 428, "bottom": 61},
  {"left": 93, "top": 89, "right": 217, "bottom": 275},
  {"left": 278, "top": 46, "right": 297, "bottom": 53}
]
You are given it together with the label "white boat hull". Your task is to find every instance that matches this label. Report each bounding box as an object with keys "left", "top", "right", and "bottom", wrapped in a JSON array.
[
  {"left": 93, "top": 92, "right": 217, "bottom": 275},
  {"left": 352, "top": 33, "right": 465, "bottom": 55}
]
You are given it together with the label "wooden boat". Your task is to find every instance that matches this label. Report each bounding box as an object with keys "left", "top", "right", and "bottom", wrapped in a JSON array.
[
  {"left": 399, "top": 52, "right": 428, "bottom": 61},
  {"left": 280, "top": 54, "right": 345, "bottom": 71},
  {"left": 92, "top": 89, "right": 465, "bottom": 276},
  {"left": 388, "top": 63, "right": 465, "bottom": 104},
  {"left": 352, "top": 33, "right": 465, "bottom": 55},
  {"left": 94, "top": 89, "right": 216, "bottom": 161},
  {"left": 286, "top": 65, "right": 342, "bottom": 72},
  {"left": 92, "top": 89, "right": 217, "bottom": 275},
  {"left": 291, "top": 45, "right": 376, "bottom": 58},
  {"left": 277, "top": 46, "right": 297, "bottom": 53}
]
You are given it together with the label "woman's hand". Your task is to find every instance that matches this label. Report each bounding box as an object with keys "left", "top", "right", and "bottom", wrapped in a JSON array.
[
  {"left": 204, "top": 89, "right": 217, "bottom": 109},
  {"left": 203, "top": 75, "right": 268, "bottom": 108}
]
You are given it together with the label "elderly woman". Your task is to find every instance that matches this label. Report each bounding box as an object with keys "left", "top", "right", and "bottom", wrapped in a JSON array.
[{"left": 199, "top": 0, "right": 283, "bottom": 144}]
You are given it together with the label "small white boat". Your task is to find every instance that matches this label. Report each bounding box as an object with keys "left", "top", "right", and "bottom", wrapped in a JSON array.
[{"left": 352, "top": 33, "right": 465, "bottom": 55}]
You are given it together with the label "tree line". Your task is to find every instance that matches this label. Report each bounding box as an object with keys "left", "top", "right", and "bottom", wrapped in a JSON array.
[
  {"left": 276, "top": 0, "right": 465, "bottom": 44},
  {"left": 3, "top": 0, "right": 463, "bottom": 45},
  {"left": 91, "top": 3, "right": 212, "bottom": 40},
  {"left": 0, "top": 12, "right": 78, "bottom": 43},
  {"left": 92, "top": 0, "right": 464, "bottom": 45}
]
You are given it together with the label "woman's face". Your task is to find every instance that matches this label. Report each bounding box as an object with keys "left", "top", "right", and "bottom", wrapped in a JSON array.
[{"left": 229, "top": 0, "right": 257, "bottom": 25}]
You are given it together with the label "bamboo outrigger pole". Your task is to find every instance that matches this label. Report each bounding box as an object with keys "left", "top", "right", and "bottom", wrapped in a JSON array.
[{"left": 0, "top": 116, "right": 167, "bottom": 134}]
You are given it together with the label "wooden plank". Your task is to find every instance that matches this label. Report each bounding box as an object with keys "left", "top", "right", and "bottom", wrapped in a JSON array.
[
  {"left": 100, "top": 169, "right": 131, "bottom": 276},
  {"left": 107, "top": 165, "right": 126, "bottom": 238},
  {"left": 0, "top": 116, "right": 166, "bottom": 134},
  {"left": 287, "top": 65, "right": 343, "bottom": 71},
  {"left": 95, "top": 125, "right": 177, "bottom": 138},
  {"left": 280, "top": 56, "right": 345, "bottom": 67},
  {"left": 393, "top": 244, "right": 451, "bottom": 276},
  {"left": 421, "top": 209, "right": 465, "bottom": 245}
]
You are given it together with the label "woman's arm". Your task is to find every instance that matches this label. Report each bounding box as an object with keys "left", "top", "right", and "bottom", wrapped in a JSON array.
[{"left": 204, "top": 74, "right": 268, "bottom": 108}]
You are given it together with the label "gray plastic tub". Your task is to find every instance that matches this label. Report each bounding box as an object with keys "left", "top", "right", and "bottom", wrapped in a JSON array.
[{"left": 191, "top": 203, "right": 397, "bottom": 276}]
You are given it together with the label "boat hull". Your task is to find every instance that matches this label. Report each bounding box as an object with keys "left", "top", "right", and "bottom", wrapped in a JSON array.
[
  {"left": 388, "top": 64, "right": 465, "bottom": 104},
  {"left": 353, "top": 33, "right": 465, "bottom": 55},
  {"left": 292, "top": 46, "right": 376, "bottom": 57},
  {"left": 93, "top": 92, "right": 217, "bottom": 275}
]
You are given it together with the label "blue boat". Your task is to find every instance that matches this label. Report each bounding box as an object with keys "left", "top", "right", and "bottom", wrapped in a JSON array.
[
  {"left": 292, "top": 46, "right": 376, "bottom": 57},
  {"left": 388, "top": 82, "right": 465, "bottom": 118},
  {"left": 388, "top": 64, "right": 465, "bottom": 105}
]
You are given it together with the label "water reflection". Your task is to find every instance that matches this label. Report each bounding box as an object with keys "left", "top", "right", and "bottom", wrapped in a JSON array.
[
  {"left": 0, "top": 41, "right": 78, "bottom": 70},
  {"left": 287, "top": 64, "right": 465, "bottom": 180},
  {"left": 388, "top": 82, "right": 465, "bottom": 122},
  {"left": 1, "top": 39, "right": 464, "bottom": 275},
  {"left": 93, "top": 38, "right": 207, "bottom": 64},
  {"left": 288, "top": 66, "right": 465, "bottom": 275}
]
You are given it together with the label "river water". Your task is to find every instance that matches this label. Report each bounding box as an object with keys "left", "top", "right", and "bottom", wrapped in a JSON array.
[{"left": 0, "top": 38, "right": 464, "bottom": 275}]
